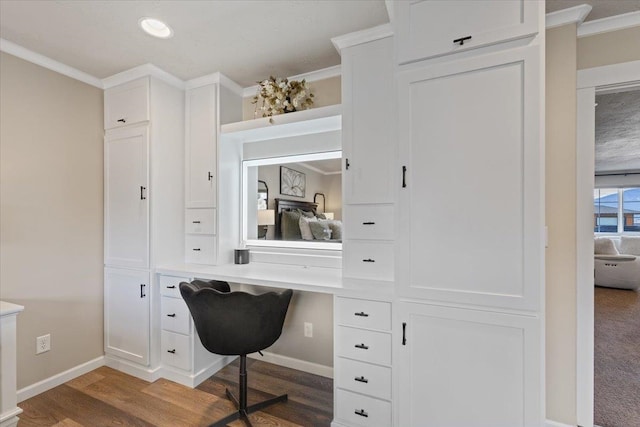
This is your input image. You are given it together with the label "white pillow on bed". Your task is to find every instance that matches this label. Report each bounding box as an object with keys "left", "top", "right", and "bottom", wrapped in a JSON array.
[
  {"left": 620, "top": 236, "right": 640, "bottom": 255},
  {"left": 299, "top": 216, "right": 317, "bottom": 241},
  {"left": 594, "top": 237, "right": 618, "bottom": 255}
]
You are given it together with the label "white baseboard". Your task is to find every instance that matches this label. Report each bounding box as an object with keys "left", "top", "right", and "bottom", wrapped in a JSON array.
[
  {"left": 546, "top": 420, "right": 575, "bottom": 427},
  {"left": 248, "top": 351, "right": 333, "bottom": 379},
  {"left": 103, "top": 356, "right": 162, "bottom": 384},
  {"left": 17, "top": 356, "right": 106, "bottom": 402},
  {"left": 161, "top": 355, "right": 236, "bottom": 388}
]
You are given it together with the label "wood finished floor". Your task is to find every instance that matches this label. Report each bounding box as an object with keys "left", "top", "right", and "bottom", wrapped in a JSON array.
[{"left": 18, "top": 359, "right": 333, "bottom": 427}]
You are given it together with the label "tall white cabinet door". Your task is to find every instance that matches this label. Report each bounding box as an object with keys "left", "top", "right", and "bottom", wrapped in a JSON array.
[
  {"left": 342, "top": 37, "right": 395, "bottom": 205},
  {"left": 397, "top": 46, "right": 543, "bottom": 312},
  {"left": 185, "top": 85, "right": 217, "bottom": 208},
  {"left": 104, "top": 267, "right": 150, "bottom": 365},
  {"left": 396, "top": 302, "right": 542, "bottom": 427},
  {"left": 104, "top": 125, "right": 149, "bottom": 269}
]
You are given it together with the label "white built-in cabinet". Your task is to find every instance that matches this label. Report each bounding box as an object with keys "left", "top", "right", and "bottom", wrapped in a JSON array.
[
  {"left": 103, "top": 76, "right": 184, "bottom": 371},
  {"left": 392, "top": 2, "right": 545, "bottom": 426}
]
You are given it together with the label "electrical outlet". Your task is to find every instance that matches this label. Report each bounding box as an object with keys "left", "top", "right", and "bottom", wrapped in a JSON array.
[
  {"left": 36, "top": 334, "right": 51, "bottom": 354},
  {"left": 304, "top": 322, "right": 313, "bottom": 338}
]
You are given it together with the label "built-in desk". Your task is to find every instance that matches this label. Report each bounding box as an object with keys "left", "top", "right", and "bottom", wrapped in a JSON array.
[{"left": 155, "top": 263, "right": 394, "bottom": 427}]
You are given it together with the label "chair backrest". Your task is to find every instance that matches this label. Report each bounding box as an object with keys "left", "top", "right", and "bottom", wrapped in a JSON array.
[{"left": 180, "top": 281, "right": 293, "bottom": 356}]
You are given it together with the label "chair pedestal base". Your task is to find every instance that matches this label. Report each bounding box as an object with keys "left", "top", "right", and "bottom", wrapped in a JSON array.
[{"left": 209, "top": 355, "right": 288, "bottom": 427}]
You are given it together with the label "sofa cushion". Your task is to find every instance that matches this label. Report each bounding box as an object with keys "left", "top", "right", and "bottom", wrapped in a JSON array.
[
  {"left": 594, "top": 238, "right": 619, "bottom": 255},
  {"left": 620, "top": 236, "right": 640, "bottom": 256}
]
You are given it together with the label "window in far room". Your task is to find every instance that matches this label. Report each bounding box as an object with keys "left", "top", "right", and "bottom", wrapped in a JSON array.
[{"left": 594, "top": 187, "right": 640, "bottom": 233}]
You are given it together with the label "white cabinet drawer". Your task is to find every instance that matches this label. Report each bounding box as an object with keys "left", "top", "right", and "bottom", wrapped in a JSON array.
[
  {"left": 161, "top": 297, "right": 191, "bottom": 335},
  {"left": 161, "top": 330, "right": 191, "bottom": 371},
  {"left": 159, "top": 275, "right": 190, "bottom": 298},
  {"left": 336, "top": 297, "right": 391, "bottom": 331},
  {"left": 343, "top": 241, "right": 393, "bottom": 281},
  {"left": 337, "top": 326, "right": 391, "bottom": 366},
  {"left": 185, "top": 235, "right": 216, "bottom": 264},
  {"left": 344, "top": 205, "right": 394, "bottom": 241},
  {"left": 185, "top": 209, "right": 216, "bottom": 234},
  {"left": 336, "top": 389, "right": 391, "bottom": 427},
  {"left": 395, "top": 0, "right": 539, "bottom": 64},
  {"left": 104, "top": 78, "right": 149, "bottom": 129},
  {"left": 337, "top": 357, "right": 391, "bottom": 400}
]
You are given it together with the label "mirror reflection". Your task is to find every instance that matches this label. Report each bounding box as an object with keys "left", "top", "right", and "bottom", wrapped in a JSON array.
[{"left": 244, "top": 151, "right": 342, "bottom": 247}]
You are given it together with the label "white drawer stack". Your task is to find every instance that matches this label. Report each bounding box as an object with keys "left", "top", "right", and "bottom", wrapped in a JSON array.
[
  {"left": 184, "top": 209, "right": 217, "bottom": 264},
  {"left": 159, "top": 275, "right": 193, "bottom": 371},
  {"left": 335, "top": 296, "right": 392, "bottom": 427}
]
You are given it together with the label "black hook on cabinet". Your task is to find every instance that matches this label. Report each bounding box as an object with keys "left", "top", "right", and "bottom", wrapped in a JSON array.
[
  {"left": 345, "top": 158, "right": 350, "bottom": 170},
  {"left": 208, "top": 172, "right": 213, "bottom": 181},
  {"left": 453, "top": 35, "right": 472, "bottom": 46},
  {"left": 117, "top": 118, "right": 126, "bottom": 123}
]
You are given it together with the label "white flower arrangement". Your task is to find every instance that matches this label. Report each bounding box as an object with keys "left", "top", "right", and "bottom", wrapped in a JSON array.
[{"left": 252, "top": 76, "right": 314, "bottom": 120}]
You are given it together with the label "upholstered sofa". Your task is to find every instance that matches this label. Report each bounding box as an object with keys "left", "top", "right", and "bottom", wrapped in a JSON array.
[{"left": 594, "top": 236, "right": 640, "bottom": 290}]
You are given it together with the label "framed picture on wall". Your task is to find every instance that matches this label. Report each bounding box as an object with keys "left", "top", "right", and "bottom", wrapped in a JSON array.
[{"left": 280, "top": 166, "right": 306, "bottom": 198}]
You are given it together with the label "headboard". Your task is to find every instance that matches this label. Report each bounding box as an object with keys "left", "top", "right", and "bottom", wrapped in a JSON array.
[{"left": 274, "top": 198, "right": 318, "bottom": 240}]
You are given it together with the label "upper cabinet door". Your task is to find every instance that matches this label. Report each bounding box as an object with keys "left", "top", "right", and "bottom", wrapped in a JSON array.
[
  {"left": 342, "top": 36, "right": 395, "bottom": 205},
  {"left": 185, "top": 85, "right": 217, "bottom": 208},
  {"left": 396, "top": 46, "right": 543, "bottom": 311},
  {"left": 104, "top": 78, "right": 150, "bottom": 129},
  {"left": 395, "top": 0, "right": 539, "bottom": 64},
  {"left": 104, "top": 125, "right": 149, "bottom": 269}
]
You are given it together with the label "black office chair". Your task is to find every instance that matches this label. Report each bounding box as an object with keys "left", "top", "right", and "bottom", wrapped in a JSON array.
[{"left": 180, "top": 279, "right": 293, "bottom": 427}]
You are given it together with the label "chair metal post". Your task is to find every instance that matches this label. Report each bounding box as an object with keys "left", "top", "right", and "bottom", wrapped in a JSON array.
[{"left": 239, "top": 355, "right": 248, "bottom": 411}]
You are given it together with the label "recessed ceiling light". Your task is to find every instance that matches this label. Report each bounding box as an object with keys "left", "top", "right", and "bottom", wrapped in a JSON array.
[{"left": 139, "top": 17, "right": 173, "bottom": 39}]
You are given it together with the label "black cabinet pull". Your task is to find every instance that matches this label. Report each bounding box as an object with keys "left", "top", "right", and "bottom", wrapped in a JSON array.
[
  {"left": 117, "top": 118, "right": 126, "bottom": 123},
  {"left": 354, "top": 409, "right": 368, "bottom": 418},
  {"left": 192, "top": 220, "right": 201, "bottom": 224},
  {"left": 402, "top": 322, "right": 407, "bottom": 345},
  {"left": 140, "top": 284, "right": 146, "bottom": 298},
  {"left": 345, "top": 158, "right": 350, "bottom": 170},
  {"left": 402, "top": 166, "right": 407, "bottom": 188},
  {"left": 355, "top": 343, "right": 369, "bottom": 350},
  {"left": 354, "top": 312, "right": 369, "bottom": 317},
  {"left": 453, "top": 35, "right": 472, "bottom": 45},
  {"left": 362, "top": 259, "right": 375, "bottom": 263},
  {"left": 140, "top": 186, "right": 146, "bottom": 200},
  {"left": 192, "top": 248, "right": 201, "bottom": 251},
  {"left": 166, "top": 285, "right": 176, "bottom": 289},
  {"left": 208, "top": 172, "right": 213, "bottom": 181},
  {"left": 167, "top": 313, "right": 176, "bottom": 318},
  {"left": 167, "top": 349, "right": 176, "bottom": 354},
  {"left": 362, "top": 221, "right": 375, "bottom": 225},
  {"left": 354, "top": 376, "right": 369, "bottom": 384}
]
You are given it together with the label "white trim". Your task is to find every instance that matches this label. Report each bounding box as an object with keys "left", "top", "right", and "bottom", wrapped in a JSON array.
[
  {"left": 242, "top": 65, "right": 342, "bottom": 98},
  {"left": 578, "top": 11, "right": 640, "bottom": 38},
  {"left": 0, "top": 407, "right": 22, "bottom": 427},
  {"left": 575, "top": 61, "right": 640, "bottom": 427},
  {"left": 185, "top": 72, "right": 244, "bottom": 96},
  {"left": 17, "top": 356, "right": 106, "bottom": 402},
  {"left": 545, "top": 5, "right": 592, "bottom": 30},
  {"left": 331, "top": 23, "right": 393, "bottom": 53},
  {"left": 160, "top": 355, "right": 235, "bottom": 388},
  {"left": 384, "top": 0, "right": 394, "bottom": 25},
  {"left": 247, "top": 351, "right": 333, "bottom": 379},
  {"left": 0, "top": 38, "right": 103, "bottom": 88},
  {"left": 546, "top": 420, "right": 575, "bottom": 427},
  {"left": 577, "top": 60, "right": 640, "bottom": 89},
  {"left": 102, "top": 63, "right": 184, "bottom": 89},
  {"left": 103, "top": 355, "right": 162, "bottom": 383}
]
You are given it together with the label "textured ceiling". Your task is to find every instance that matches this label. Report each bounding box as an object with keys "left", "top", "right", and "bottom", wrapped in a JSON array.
[
  {"left": 546, "top": 0, "right": 640, "bottom": 21},
  {"left": 0, "top": 0, "right": 388, "bottom": 86},
  {"left": 595, "top": 90, "right": 640, "bottom": 173}
]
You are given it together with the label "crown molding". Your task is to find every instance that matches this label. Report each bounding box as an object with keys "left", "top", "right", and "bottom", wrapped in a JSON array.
[
  {"left": 578, "top": 11, "right": 640, "bottom": 38},
  {"left": 577, "top": 59, "right": 640, "bottom": 89},
  {"left": 331, "top": 23, "right": 393, "bottom": 53},
  {"left": 241, "top": 64, "right": 342, "bottom": 98},
  {"left": 545, "top": 4, "right": 592, "bottom": 30},
  {"left": 185, "top": 72, "right": 243, "bottom": 95},
  {"left": 0, "top": 38, "right": 103, "bottom": 88},
  {"left": 102, "top": 63, "right": 184, "bottom": 89}
]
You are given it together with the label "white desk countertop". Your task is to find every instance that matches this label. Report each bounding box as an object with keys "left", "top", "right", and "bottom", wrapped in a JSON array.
[
  {"left": 156, "top": 262, "right": 393, "bottom": 299},
  {"left": 0, "top": 301, "right": 24, "bottom": 317}
]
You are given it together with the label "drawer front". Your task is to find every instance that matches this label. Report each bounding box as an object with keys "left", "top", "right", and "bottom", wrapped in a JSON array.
[
  {"left": 161, "top": 297, "right": 191, "bottom": 335},
  {"left": 104, "top": 78, "right": 149, "bottom": 129},
  {"left": 161, "top": 330, "right": 191, "bottom": 371},
  {"left": 344, "top": 205, "right": 394, "bottom": 241},
  {"left": 336, "top": 297, "right": 391, "bottom": 331},
  {"left": 337, "top": 357, "right": 391, "bottom": 400},
  {"left": 159, "top": 275, "right": 190, "bottom": 298},
  {"left": 337, "top": 326, "right": 391, "bottom": 366},
  {"left": 185, "top": 208, "right": 216, "bottom": 234},
  {"left": 185, "top": 235, "right": 216, "bottom": 264},
  {"left": 343, "top": 241, "right": 394, "bottom": 281},
  {"left": 336, "top": 389, "right": 391, "bottom": 427}
]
